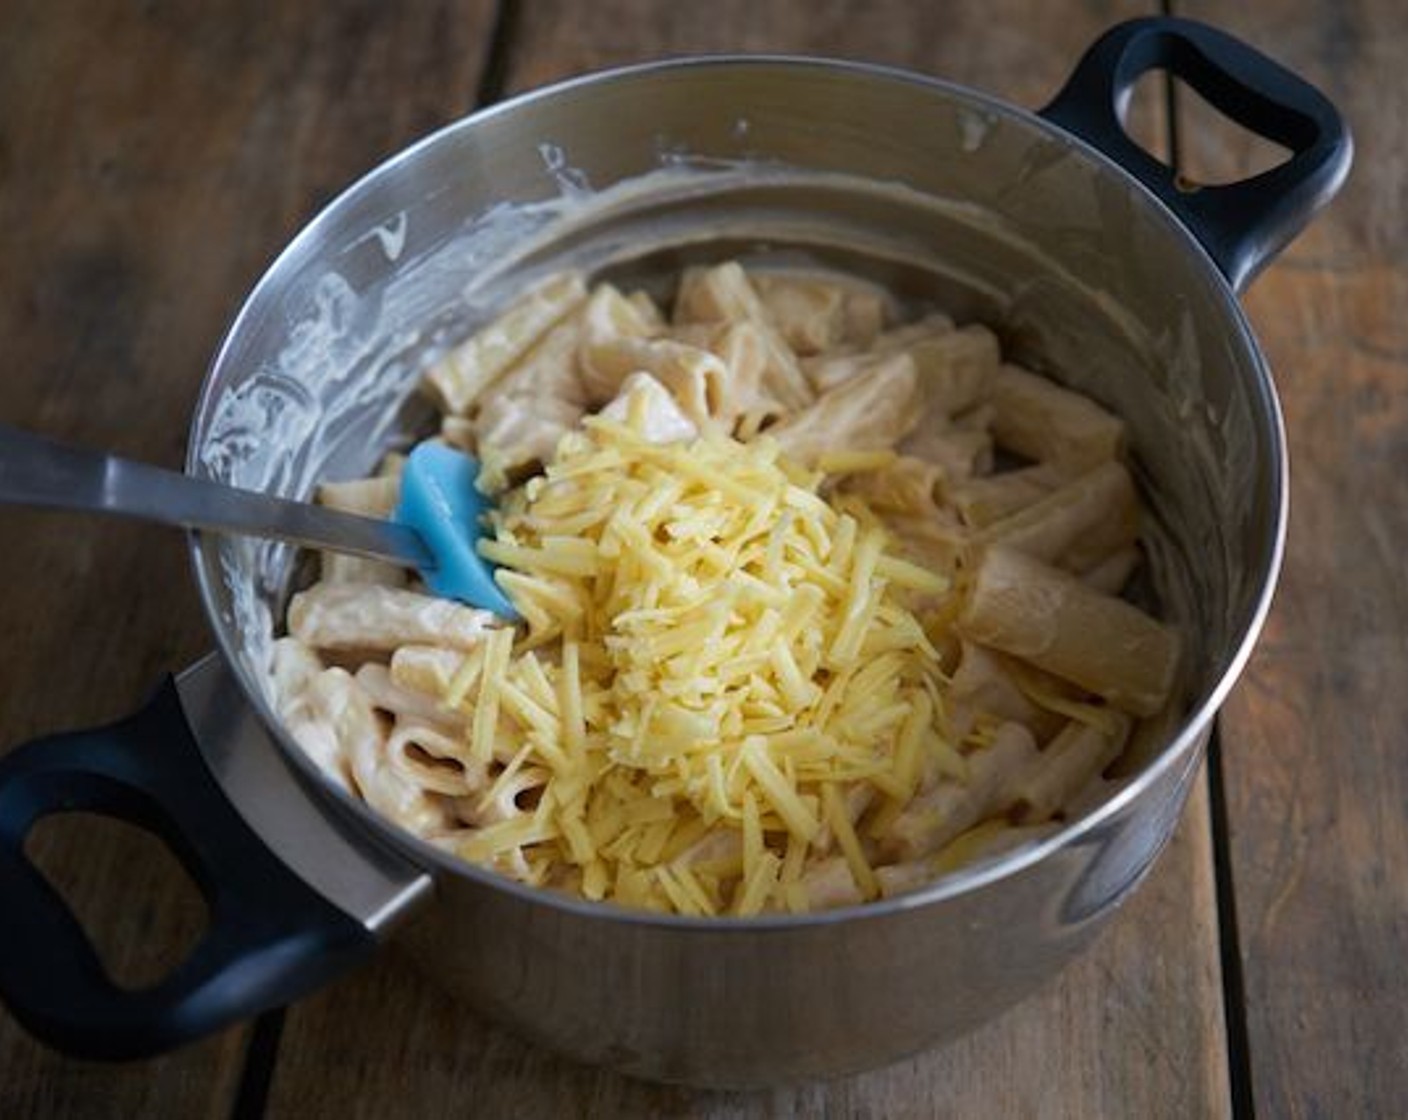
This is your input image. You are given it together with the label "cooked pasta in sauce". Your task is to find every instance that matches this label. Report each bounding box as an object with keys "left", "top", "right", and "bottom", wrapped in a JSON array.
[{"left": 273, "top": 261, "right": 1181, "bottom": 915}]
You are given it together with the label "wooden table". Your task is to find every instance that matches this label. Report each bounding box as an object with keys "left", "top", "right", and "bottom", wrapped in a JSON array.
[{"left": 1, "top": 2, "right": 1402, "bottom": 1115}]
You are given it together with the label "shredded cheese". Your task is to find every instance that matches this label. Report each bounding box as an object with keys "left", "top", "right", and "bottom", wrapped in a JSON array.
[{"left": 446, "top": 414, "right": 958, "bottom": 915}]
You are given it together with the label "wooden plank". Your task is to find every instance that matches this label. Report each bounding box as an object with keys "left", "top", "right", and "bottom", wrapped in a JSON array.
[
  {"left": 264, "top": 4, "right": 1232, "bottom": 1116},
  {"left": 0, "top": 1, "right": 495, "bottom": 1114},
  {"left": 1170, "top": 3, "right": 1408, "bottom": 1114},
  {"left": 502, "top": 0, "right": 1139, "bottom": 121}
]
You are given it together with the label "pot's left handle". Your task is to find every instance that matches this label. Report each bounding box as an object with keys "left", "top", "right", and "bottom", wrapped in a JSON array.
[{"left": 0, "top": 677, "right": 374, "bottom": 1060}]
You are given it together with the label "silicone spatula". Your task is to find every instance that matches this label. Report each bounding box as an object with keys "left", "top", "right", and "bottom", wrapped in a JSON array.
[
  {"left": 393, "top": 441, "right": 517, "bottom": 616},
  {"left": 0, "top": 421, "right": 518, "bottom": 618}
]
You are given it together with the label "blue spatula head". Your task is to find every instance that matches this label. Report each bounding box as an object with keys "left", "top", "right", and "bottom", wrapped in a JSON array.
[{"left": 394, "top": 442, "right": 519, "bottom": 618}]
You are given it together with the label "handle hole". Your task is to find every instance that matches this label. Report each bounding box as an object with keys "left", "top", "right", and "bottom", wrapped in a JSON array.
[
  {"left": 1171, "top": 76, "right": 1293, "bottom": 187},
  {"left": 25, "top": 811, "right": 209, "bottom": 991},
  {"left": 1120, "top": 70, "right": 1176, "bottom": 166}
]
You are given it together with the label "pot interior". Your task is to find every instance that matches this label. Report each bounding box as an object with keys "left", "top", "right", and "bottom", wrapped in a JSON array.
[{"left": 189, "top": 58, "right": 1281, "bottom": 853}]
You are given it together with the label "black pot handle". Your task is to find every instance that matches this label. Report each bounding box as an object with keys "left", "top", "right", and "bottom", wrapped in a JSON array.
[
  {"left": 0, "top": 677, "right": 375, "bottom": 1060},
  {"left": 1040, "top": 16, "right": 1352, "bottom": 291}
]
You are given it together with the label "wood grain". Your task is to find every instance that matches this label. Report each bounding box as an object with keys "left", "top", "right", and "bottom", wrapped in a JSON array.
[
  {"left": 1171, "top": 3, "right": 1408, "bottom": 1114},
  {"left": 502, "top": 0, "right": 1144, "bottom": 106},
  {"left": 0, "top": 1, "right": 494, "bottom": 1115},
  {"left": 261, "top": 4, "right": 1233, "bottom": 1116}
]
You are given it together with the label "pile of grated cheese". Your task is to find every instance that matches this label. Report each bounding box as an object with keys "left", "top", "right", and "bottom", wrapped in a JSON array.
[{"left": 446, "top": 409, "right": 963, "bottom": 916}]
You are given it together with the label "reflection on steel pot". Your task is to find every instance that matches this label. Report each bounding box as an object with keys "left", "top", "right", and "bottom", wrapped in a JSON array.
[{"left": 0, "top": 18, "right": 1349, "bottom": 1087}]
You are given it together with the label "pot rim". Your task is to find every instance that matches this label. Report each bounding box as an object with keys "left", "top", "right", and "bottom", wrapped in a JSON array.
[{"left": 186, "top": 52, "right": 1287, "bottom": 931}]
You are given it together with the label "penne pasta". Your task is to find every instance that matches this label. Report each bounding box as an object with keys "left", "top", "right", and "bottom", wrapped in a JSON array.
[
  {"left": 270, "top": 636, "right": 325, "bottom": 699},
  {"left": 460, "top": 304, "right": 594, "bottom": 491},
  {"left": 925, "top": 820, "right": 1061, "bottom": 879},
  {"left": 356, "top": 662, "right": 462, "bottom": 730},
  {"left": 387, "top": 645, "right": 474, "bottom": 704},
  {"left": 582, "top": 337, "right": 730, "bottom": 428},
  {"left": 385, "top": 719, "right": 488, "bottom": 797},
  {"left": 472, "top": 393, "right": 582, "bottom": 493},
  {"left": 839, "top": 284, "right": 889, "bottom": 348},
  {"left": 698, "top": 319, "right": 782, "bottom": 421},
  {"left": 578, "top": 283, "right": 666, "bottom": 402},
  {"left": 439, "top": 415, "right": 476, "bottom": 454},
  {"left": 880, "top": 508, "right": 970, "bottom": 581},
  {"left": 313, "top": 475, "right": 410, "bottom": 585},
  {"left": 839, "top": 456, "right": 944, "bottom": 518},
  {"left": 796, "top": 855, "right": 865, "bottom": 911},
  {"left": 902, "top": 428, "right": 993, "bottom": 484}
]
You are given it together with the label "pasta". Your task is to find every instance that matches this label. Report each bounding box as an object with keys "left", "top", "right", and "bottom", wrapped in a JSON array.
[{"left": 273, "top": 259, "right": 1183, "bottom": 916}]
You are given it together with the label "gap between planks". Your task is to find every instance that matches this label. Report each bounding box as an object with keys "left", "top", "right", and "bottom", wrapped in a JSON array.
[{"left": 1159, "top": 0, "right": 1258, "bottom": 1109}]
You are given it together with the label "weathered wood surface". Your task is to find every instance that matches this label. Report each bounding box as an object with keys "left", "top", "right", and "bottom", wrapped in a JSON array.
[
  {"left": 0, "top": 1, "right": 494, "bottom": 1116},
  {"left": 9, "top": 0, "right": 1396, "bottom": 1116},
  {"left": 1175, "top": 3, "right": 1408, "bottom": 1115}
]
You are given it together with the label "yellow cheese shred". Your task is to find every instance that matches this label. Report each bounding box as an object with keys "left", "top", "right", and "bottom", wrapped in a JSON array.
[{"left": 444, "top": 416, "right": 958, "bottom": 915}]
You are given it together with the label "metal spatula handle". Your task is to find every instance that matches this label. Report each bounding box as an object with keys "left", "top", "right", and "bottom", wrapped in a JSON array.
[{"left": 0, "top": 422, "right": 432, "bottom": 568}]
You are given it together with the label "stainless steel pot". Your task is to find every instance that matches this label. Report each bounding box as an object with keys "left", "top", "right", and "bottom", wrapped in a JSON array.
[{"left": 0, "top": 18, "right": 1349, "bottom": 1086}]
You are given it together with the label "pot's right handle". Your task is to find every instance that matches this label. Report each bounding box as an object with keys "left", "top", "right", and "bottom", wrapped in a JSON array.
[
  {"left": 1040, "top": 16, "right": 1352, "bottom": 292},
  {"left": 0, "top": 677, "right": 375, "bottom": 1060}
]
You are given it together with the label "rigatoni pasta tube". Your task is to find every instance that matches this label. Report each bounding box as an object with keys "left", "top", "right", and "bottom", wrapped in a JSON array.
[
  {"left": 577, "top": 283, "right": 662, "bottom": 402},
  {"left": 316, "top": 475, "right": 408, "bottom": 586},
  {"left": 317, "top": 475, "right": 400, "bottom": 516},
  {"left": 422, "top": 271, "right": 587, "bottom": 415},
  {"left": 750, "top": 272, "right": 847, "bottom": 355},
  {"left": 906, "top": 324, "right": 1000, "bottom": 419},
  {"left": 902, "top": 428, "right": 993, "bottom": 484},
  {"left": 1079, "top": 547, "right": 1140, "bottom": 596},
  {"left": 288, "top": 583, "right": 497, "bottom": 652},
  {"left": 947, "top": 641, "right": 1065, "bottom": 745},
  {"left": 769, "top": 352, "right": 919, "bottom": 465},
  {"left": 582, "top": 337, "right": 729, "bottom": 428},
  {"left": 885, "top": 721, "right": 1039, "bottom": 860},
  {"left": 948, "top": 463, "right": 1067, "bottom": 528},
  {"left": 319, "top": 552, "right": 407, "bottom": 587},
  {"left": 989, "top": 363, "right": 1124, "bottom": 469},
  {"left": 974, "top": 460, "right": 1138, "bottom": 572},
  {"left": 957, "top": 546, "right": 1179, "bottom": 717},
  {"left": 1009, "top": 714, "right": 1132, "bottom": 822},
  {"left": 673, "top": 262, "right": 814, "bottom": 410}
]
